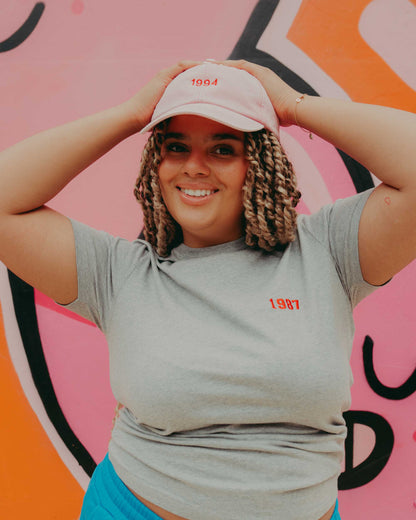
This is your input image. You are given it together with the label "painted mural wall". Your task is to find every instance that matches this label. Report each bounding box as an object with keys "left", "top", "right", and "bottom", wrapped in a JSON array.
[{"left": 0, "top": 1, "right": 415, "bottom": 518}]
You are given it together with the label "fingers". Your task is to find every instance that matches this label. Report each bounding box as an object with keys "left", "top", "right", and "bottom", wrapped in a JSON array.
[
  {"left": 176, "top": 59, "right": 203, "bottom": 69},
  {"left": 211, "top": 59, "right": 267, "bottom": 76},
  {"left": 129, "top": 60, "right": 202, "bottom": 131},
  {"left": 157, "top": 60, "right": 202, "bottom": 85},
  {"left": 213, "top": 59, "right": 253, "bottom": 68}
]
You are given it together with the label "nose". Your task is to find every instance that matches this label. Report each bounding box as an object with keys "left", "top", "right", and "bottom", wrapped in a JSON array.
[{"left": 183, "top": 150, "right": 210, "bottom": 177}]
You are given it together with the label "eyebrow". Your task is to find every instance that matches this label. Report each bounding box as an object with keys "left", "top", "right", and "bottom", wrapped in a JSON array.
[
  {"left": 212, "top": 133, "right": 243, "bottom": 142},
  {"left": 164, "top": 132, "right": 243, "bottom": 142}
]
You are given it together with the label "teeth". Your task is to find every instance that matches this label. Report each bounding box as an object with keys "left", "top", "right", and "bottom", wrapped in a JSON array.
[{"left": 180, "top": 188, "right": 215, "bottom": 197}]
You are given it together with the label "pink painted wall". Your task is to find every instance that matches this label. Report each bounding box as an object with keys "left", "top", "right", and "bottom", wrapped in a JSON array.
[{"left": 0, "top": 1, "right": 415, "bottom": 518}]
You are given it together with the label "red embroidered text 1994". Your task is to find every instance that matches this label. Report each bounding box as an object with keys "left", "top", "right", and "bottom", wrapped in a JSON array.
[{"left": 191, "top": 78, "right": 218, "bottom": 86}]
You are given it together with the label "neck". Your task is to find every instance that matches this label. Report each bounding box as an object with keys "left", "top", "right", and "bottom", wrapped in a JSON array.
[{"left": 182, "top": 229, "right": 243, "bottom": 248}]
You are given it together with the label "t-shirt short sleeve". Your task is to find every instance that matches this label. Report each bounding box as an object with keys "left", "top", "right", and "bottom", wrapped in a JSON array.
[
  {"left": 57, "top": 218, "right": 150, "bottom": 332},
  {"left": 300, "top": 188, "right": 383, "bottom": 307}
]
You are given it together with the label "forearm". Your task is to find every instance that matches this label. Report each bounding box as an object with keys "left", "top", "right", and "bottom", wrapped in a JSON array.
[
  {"left": 0, "top": 103, "right": 139, "bottom": 215},
  {"left": 294, "top": 96, "right": 416, "bottom": 191}
]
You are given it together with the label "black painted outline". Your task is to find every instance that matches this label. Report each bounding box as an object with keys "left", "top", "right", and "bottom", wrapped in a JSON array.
[
  {"left": 228, "top": 0, "right": 374, "bottom": 194},
  {"left": 0, "top": 3, "right": 45, "bottom": 53},
  {"left": 7, "top": 271, "right": 96, "bottom": 476},
  {"left": 363, "top": 335, "right": 416, "bottom": 400},
  {"left": 339, "top": 410, "right": 394, "bottom": 489}
]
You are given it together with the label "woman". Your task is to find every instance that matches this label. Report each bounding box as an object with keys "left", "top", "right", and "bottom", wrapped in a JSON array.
[{"left": 0, "top": 59, "right": 415, "bottom": 520}]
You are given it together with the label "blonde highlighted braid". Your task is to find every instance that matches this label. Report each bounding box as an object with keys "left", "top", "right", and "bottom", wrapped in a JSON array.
[
  {"left": 134, "top": 123, "right": 300, "bottom": 257},
  {"left": 242, "top": 129, "right": 300, "bottom": 251},
  {"left": 134, "top": 122, "right": 183, "bottom": 257}
]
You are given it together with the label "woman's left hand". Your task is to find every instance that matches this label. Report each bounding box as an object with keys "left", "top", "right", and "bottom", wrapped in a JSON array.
[{"left": 215, "top": 59, "right": 300, "bottom": 126}]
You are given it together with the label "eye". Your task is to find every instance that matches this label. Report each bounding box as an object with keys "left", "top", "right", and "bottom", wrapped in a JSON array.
[
  {"left": 164, "top": 142, "right": 188, "bottom": 154},
  {"left": 212, "top": 145, "right": 234, "bottom": 156}
]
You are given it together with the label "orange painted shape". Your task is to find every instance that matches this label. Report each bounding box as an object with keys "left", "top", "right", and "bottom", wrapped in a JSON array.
[
  {"left": 0, "top": 303, "right": 84, "bottom": 518},
  {"left": 288, "top": 0, "right": 416, "bottom": 110}
]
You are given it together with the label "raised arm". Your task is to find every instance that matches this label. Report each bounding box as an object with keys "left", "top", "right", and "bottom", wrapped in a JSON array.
[
  {"left": 285, "top": 95, "right": 416, "bottom": 286},
  {"left": 220, "top": 60, "right": 416, "bottom": 286},
  {"left": 0, "top": 61, "right": 199, "bottom": 304}
]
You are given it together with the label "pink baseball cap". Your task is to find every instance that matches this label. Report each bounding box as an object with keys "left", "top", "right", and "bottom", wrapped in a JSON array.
[{"left": 139, "top": 62, "right": 279, "bottom": 136}]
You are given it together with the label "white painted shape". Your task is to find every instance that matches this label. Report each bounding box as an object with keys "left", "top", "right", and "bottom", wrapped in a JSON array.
[
  {"left": 359, "top": 0, "right": 416, "bottom": 90},
  {"left": 0, "top": 262, "right": 90, "bottom": 490}
]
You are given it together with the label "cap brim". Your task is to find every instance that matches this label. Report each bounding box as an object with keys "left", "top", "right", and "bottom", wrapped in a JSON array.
[{"left": 139, "top": 103, "right": 265, "bottom": 134}]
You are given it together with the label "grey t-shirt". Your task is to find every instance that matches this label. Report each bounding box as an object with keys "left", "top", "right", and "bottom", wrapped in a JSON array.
[{"left": 60, "top": 189, "right": 380, "bottom": 520}]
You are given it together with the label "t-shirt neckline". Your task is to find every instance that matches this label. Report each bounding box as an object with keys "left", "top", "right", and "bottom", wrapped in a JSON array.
[{"left": 168, "top": 237, "right": 247, "bottom": 260}]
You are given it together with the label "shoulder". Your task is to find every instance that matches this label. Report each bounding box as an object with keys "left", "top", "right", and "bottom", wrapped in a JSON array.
[
  {"left": 68, "top": 218, "right": 159, "bottom": 273},
  {"left": 296, "top": 189, "right": 374, "bottom": 245}
]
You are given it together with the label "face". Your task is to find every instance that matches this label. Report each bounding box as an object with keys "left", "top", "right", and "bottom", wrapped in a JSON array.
[{"left": 158, "top": 115, "right": 249, "bottom": 248}]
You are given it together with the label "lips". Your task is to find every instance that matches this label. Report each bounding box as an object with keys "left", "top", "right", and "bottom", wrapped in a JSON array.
[{"left": 176, "top": 185, "right": 218, "bottom": 205}]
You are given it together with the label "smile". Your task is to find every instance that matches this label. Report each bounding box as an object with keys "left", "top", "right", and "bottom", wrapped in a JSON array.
[{"left": 178, "top": 187, "right": 217, "bottom": 197}]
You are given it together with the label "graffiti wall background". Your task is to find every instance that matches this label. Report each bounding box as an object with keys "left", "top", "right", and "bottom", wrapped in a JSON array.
[{"left": 1, "top": 0, "right": 415, "bottom": 518}]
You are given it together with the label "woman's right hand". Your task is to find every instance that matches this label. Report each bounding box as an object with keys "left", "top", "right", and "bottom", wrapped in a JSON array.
[{"left": 120, "top": 60, "right": 201, "bottom": 132}]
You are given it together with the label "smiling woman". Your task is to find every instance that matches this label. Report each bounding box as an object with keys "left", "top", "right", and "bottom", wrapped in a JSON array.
[
  {"left": 137, "top": 114, "right": 300, "bottom": 253},
  {"left": 0, "top": 58, "right": 415, "bottom": 520}
]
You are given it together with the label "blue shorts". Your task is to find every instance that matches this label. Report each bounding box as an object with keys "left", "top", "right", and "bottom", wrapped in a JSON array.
[
  {"left": 80, "top": 454, "right": 163, "bottom": 519},
  {"left": 81, "top": 454, "right": 341, "bottom": 519},
  {"left": 331, "top": 500, "right": 341, "bottom": 520}
]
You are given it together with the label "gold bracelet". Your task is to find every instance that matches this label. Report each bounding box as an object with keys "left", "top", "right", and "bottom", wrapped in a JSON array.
[{"left": 294, "top": 94, "right": 313, "bottom": 139}]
